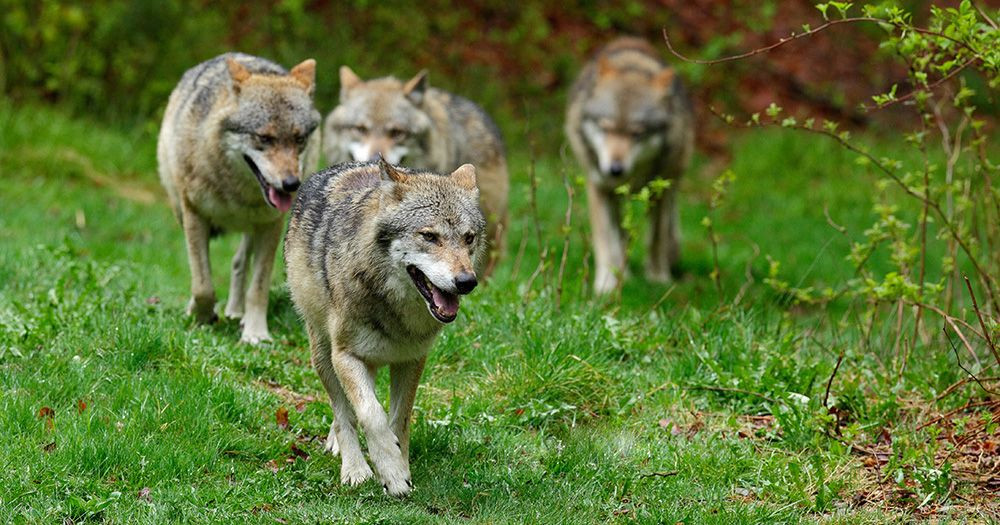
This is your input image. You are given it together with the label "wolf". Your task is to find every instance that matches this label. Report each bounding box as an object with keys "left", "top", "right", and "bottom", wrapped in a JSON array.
[
  {"left": 322, "top": 67, "right": 507, "bottom": 274},
  {"left": 158, "top": 52, "right": 321, "bottom": 343},
  {"left": 284, "top": 158, "right": 486, "bottom": 496},
  {"left": 565, "top": 37, "right": 694, "bottom": 295}
]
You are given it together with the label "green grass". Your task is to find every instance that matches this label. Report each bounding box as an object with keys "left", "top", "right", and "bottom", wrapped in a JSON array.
[{"left": 0, "top": 100, "right": 992, "bottom": 524}]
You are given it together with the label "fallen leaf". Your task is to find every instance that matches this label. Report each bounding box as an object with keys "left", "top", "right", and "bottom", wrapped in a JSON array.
[
  {"left": 77, "top": 400, "right": 87, "bottom": 413},
  {"left": 42, "top": 441, "right": 56, "bottom": 452},
  {"left": 265, "top": 459, "right": 282, "bottom": 473},
  {"left": 251, "top": 503, "right": 273, "bottom": 514},
  {"left": 275, "top": 407, "right": 289, "bottom": 430},
  {"left": 658, "top": 418, "right": 671, "bottom": 429},
  {"left": 38, "top": 406, "right": 54, "bottom": 419},
  {"left": 137, "top": 487, "right": 152, "bottom": 502},
  {"left": 276, "top": 518, "right": 288, "bottom": 524},
  {"left": 294, "top": 401, "right": 306, "bottom": 413},
  {"left": 146, "top": 296, "right": 160, "bottom": 305},
  {"left": 289, "top": 443, "right": 309, "bottom": 461}
]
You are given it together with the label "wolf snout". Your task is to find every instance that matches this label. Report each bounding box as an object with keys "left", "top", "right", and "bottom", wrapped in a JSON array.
[
  {"left": 281, "top": 176, "right": 301, "bottom": 192},
  {"left": 608, "top": 161, "right": 625, "bottom": 177},
  {"left": 454, "top": 272, "right": 477, "bottom": 295}
]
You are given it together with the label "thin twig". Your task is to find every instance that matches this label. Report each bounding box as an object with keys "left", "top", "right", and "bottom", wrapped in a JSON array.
[
  {"left": 965, "top": 275, "right": 1000, "bottom": 367},
  {"left": 823, "top": 352, "right": 845, "bottom": 408},
  {"left": 555, "top": 166, "right": 574, "bottom": 311},
  {"left": 663, "top": 19, "right": 981, "bottom": 66},
  {"left": 639, "top": 471, "right": 679, "bottom": 479},
  {"left": 944, "top": 327, "right": 999, "bottom": 396}
]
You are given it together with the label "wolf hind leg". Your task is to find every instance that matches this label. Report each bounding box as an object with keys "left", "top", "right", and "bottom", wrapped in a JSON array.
[
  {"left": 476, "top": 161, "right": 509, "bottom": 278},
  {"left": 645, "top": 186, "right": 681, "bottom": 283},
  {"left": 180, "top": 202, "right": 217, "bottom": 323},
  {"left": 240, "top": 220, "right": 281, "bottom": 344},
  {"left": 224, "top": 233, "right": 252, "bottom": 319}
]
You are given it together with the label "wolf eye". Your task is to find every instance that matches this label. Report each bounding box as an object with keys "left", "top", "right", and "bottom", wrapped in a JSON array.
[
  {"left": 295, "top": 134, "right": 309, "bottom": 147},
  {"left": 388, "top": 128, "right": 407, "bottom": 140},
  {"left": 464, "top": 232, "right": 475, "bottom": 245},
  {"left": 420, "top": 232, "right": 439, "bottom": 243},
  {"left": 354, "top": 125, "right": 369, "bottom": 135},
  {"left": 255, "top": 134, "right": 275, "bottom": 147}
]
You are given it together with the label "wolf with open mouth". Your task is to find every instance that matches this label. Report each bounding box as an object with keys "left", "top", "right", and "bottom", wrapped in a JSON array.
[
  {"left": 284, "top": 158, "right": 485, "bottom": 496},
  {"left": 158, "top": 52, "right": 321, "bottom": 343}
]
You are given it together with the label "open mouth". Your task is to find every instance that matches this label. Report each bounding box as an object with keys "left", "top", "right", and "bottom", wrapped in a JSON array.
[
  {"left": 406, "top": 265, "right": 459, "bottom": 323},
  {"left": 244, "top": 155, "right": 294, "bottom": 212}
]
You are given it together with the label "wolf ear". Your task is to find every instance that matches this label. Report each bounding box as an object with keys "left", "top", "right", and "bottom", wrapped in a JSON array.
[
  {"left": 403, "top": 70, "right": 428, "bottom": 106},
  {"left": 597, "top": 58, "right": 615, "bottom": 79},
  {"left": 227, "top": 58, "right": 251, "bottom": 92},
  {"left": 339, "top": 65, "right": 362, "bottom": 94},
  {"left": 290, "top": 58, "right": 316, "bottom": 95},
  {"left": 378, "top": 155, "right": 409, "bottom": 184},
  {"left": 450, "top": 164, "right": 478, "bottom": 191},
  {"left": 654, "top": 68, "right": 676, "bottom": 93}
]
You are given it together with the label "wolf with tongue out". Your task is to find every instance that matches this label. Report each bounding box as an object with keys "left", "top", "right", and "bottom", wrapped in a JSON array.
[
  {"left": 284, "top": 157, "right": 486, "bottom": 496},
  {"left": 158, "top": 52, "right": 321, "bottom": 344}
]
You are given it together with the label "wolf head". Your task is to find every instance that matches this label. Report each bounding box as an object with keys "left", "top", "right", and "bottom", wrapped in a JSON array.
[
  {"left": 580, "top": 60, "right": 678, "bottom": 187},
  {"left": 220, "top": 58, "right": 321, "bottom": 212},
  {"left": 327, "top": 67, "right": 432, "bottom": 165},
  {"left": 376, "top": 158, "right": 486, "bottom": 323}
]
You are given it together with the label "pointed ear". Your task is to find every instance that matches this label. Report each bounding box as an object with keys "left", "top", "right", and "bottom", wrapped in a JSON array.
[
  {"left": 378, "top": 155, "right": 408, "bottom": 184},
  {"left": 654, "top": 68, "right": 676, "bottom": 93},
  {"left": 597, "top": 58, "right": 615, "bottom": 79},
  {"left": 339, "top": 65, "right": 362, "bottom": 91},
  {"left": 450, "top": 164, "right": 477, "bottom": 191},
  {"left": 289, "top": 58, "right": 316, "bottom": 95},
  {"left": 227, "top": 58, "right": 251, "bottom": 92},
  {"left": 403, "top": 70, "right": 428, "bottom": 106}
]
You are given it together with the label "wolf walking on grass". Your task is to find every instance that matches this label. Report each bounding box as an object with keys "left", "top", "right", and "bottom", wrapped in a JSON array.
[
  {"left": 566, "top": 37, "right": 694, "bottom": 295},
  {"left": 322, "top": 66, "right": 508, "bottom": 274},
  {"left": 284, "top": 158, "right": 486, "bottom": 496},
  {"left": 157, "top": 52, "right": 321, "bottom": 343}
]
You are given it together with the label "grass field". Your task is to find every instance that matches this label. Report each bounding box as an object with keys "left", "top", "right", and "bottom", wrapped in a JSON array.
[{"left": 0, "top": 100, "right": 996, "bottom": 523}]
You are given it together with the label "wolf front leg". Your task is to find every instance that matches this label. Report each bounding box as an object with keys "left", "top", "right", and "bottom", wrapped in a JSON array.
[
  {"left": 241, "top": 220, "right": 281, "bottom": 344},
  {"left": 309, "top": 323, "right": 373, "bottom": 484},
  {"left": 586, "top": 182, "right": 627, "bottom": 295},
  {"left": 331, "top": 349, "right": 411, "bottom": 497},
  {"left": 645, "top": 185, "right": 681, "bottom": 283},
  {"left": 224, "top": 233, "right": 252, "bottom": 319},
  {"left": 389, "top": 357, "right": 426, "bottom": 464},
  {"left": 180, "top": 201, "right": 217, "bottom": 324}
]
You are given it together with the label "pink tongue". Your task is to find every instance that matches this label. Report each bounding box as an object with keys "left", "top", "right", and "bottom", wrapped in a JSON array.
[
  {"left": 268, "top": 187, "right": 293, "bottom": 213},
  {"left": 431, "top": 287, "right": 460, "bottom": 317}
]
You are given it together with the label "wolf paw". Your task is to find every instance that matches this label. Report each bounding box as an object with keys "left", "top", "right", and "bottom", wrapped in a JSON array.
[
  {"left": 371, "top": 448, "right": 412, "bottom": 497},
  {"left": 186, "top": 297, "right": 218, "bottom": 324},
  {"left": 223, "top": 302, "right": 244, "bottom": 320},
  {"left": 240, "top": 329, "right": 273, "bottom": 345},
  {"left": 340, "top": 461, "right": 374, "bottom": 486}
]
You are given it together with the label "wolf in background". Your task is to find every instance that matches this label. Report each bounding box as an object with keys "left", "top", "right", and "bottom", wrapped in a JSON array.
[
  {"left": 565, "top": 37, "right": 694, "bottom": 295},
  {"left": 158, "top": 52, "right": 321, "bottom": 343},
  {"left": 322, "top": 67, "right": 508, "bottom": 274},
  {"left": 284, "top": 158, "right": 486, "bottom": 496}
]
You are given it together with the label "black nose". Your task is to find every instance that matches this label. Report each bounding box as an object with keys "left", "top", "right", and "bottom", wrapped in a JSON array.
[
  {"left": 282, "top": 176, "right": 300, "bottom": 192},
  {"left": 454, "top": 272, "right": 477, "bottom": 295},
  {"left": 609, "top": 162, "right": 625, "bottom": 177}
]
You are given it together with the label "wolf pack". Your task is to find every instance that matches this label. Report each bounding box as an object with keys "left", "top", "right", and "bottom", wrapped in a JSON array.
[{"left": 156, "top": 36, "right": 693, "bottom": 496}]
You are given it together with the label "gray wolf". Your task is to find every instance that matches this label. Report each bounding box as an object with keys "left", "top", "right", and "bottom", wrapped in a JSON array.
[
  {"left": 158, "top": 52, "right": 321, "bottom": 343},
  {"left": 322, "top": 67, "right": 507, "bottom": 274},
  {"left": 284, "top": 158, "right": 486, "bottom": 496},
  {"left": 565, "top": 37, "right": 694, "bottom": 294}
]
